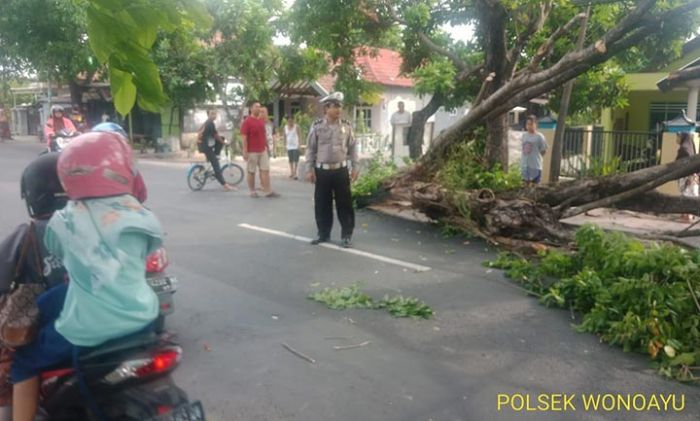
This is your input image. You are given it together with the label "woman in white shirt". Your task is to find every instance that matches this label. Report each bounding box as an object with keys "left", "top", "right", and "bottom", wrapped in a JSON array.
[{"left": 285, "top": 115, "right": 301, "bottom": 179}]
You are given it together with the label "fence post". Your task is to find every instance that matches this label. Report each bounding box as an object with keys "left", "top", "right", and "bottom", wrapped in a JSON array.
[
  {"left": 540, "top": 127, "right": 556, "bottom": 184},
  {"left": 582, "top": 126, "right": 593, "bottom": 168}
]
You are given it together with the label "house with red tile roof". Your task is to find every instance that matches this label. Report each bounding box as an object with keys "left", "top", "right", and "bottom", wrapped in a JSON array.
[{"left": 269, "top": 48, "right": 435, "bottom": 157}]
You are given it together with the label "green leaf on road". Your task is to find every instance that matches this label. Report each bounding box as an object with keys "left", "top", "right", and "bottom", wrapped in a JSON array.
[{"left": 308, "top": 284, "right": 434, "bottom": 319}]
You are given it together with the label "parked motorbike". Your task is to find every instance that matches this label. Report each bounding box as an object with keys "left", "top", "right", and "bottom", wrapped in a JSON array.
[
  {"left": 37, "top": 332, "right": 204, "bottom": 420},
  {"left": 48, "top": 130, "right": 81, "bottom": 153},
  {"left": 146, "top": 247, "right": 176, "bottom": 333}
]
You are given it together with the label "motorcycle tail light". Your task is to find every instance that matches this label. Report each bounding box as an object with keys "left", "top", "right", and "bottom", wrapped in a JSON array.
[
  {"left": 146, "top": 248, "right": 169, "bottom": 273},
  {"left": 103, "top": 346, "right": 182, "bottom": 385}
]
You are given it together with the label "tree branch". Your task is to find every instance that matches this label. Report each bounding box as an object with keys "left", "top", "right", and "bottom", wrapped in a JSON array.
[
  {"left": 528, "top": 12, "right": 587, "bottom": 72},
  {"left": 456, "top": 63, "right": 485, "bottom": 82},
  {"left": 383, "top": 1, "right": 469, "bottom": 72},
  {"left": 473, "top": 72, "right": 495, "bottom": 107},
  {"left": 658, "top": 65, "right": 700, "bottom": 91},
  {"left": 562, "top": 154, "right": 700, "bottom": 218},
  {"left": 612, "top": 192, "right": 700, "bottom": 218},
  {"left": 507, "top": 2, "right": 552, "bottom": 74}
]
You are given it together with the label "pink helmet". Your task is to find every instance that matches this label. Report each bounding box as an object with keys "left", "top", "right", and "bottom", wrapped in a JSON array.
[{"left": 57, "top": 132, "right": 135, "bottom": 200}]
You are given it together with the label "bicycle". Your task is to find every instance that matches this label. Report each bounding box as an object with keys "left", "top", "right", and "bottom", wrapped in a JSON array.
[{"left": 187, "top": 142, "right": 245, "bottom": 191}]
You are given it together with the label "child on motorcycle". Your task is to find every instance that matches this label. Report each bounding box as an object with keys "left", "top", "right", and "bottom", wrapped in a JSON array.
[
  {"left": 0, "top": 153, "right": 68, "bottom": 421},
  {"left": 91, "top": 122, "right": 148, "bottom": 203},
  {"left": 11, "top": 132, "right": 163, "bottom": 421}
]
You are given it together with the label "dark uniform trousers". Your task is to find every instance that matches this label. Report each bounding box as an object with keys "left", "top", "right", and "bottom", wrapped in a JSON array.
[{"left": 315, "top": 167, "right": 355, "bottom": 238}]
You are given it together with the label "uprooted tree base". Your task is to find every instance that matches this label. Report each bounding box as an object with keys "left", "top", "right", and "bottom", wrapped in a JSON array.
[{"left": 378, "top": 152, "right": 700, "bottom": 252}]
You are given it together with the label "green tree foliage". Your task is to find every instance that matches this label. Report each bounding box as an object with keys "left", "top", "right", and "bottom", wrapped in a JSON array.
[
  {"left": 290, "top": 0, "right": 700, "bottom": 164},
  {"left": 289, "top": 0, "right": 402, "bottom": 104},
  {"left": 488, "top": 225, "right": 700, "bottom": 381},
  {"left": 204, "top": 0, "right": 283, "bottom": 103},
  {"left": 0, "top": 0, "right": 96, "bottom": 83},
  {"left": 153, "top": 29, "right": 215, "bottom": 113},
  {"left": 84, "top": 0, "right": 211, "bottom": 114},
  {"left": 0, "top": 0, "right": 211, "bottom": 115}
]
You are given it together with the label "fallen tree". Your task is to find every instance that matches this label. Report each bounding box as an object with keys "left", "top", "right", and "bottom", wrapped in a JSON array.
[{"left": 379, "top": 152, "right": 700, "bottom": 250}]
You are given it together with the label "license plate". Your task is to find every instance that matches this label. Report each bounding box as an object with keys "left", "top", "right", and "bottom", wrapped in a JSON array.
[
  {"left": 149, "top": 401, "right": 205, "bottom": 421},
  {"left": 147, "top": 276, "right": 177, "bottom": 293}
]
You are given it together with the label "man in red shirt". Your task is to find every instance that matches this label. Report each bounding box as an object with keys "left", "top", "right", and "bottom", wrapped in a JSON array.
[{"left": 240, "top": 101, "right": 279, "bottom": 198}]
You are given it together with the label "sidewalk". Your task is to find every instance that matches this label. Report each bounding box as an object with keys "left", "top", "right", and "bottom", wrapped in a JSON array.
[
  {"left": 370, "top": 203, "right": 700, "bottom": 248},
  {"left": 563, "top": 208, "right": 700, "bottom": 247},
  {"left": 138, "top": 150, "right": 299, "bottom": 177}
]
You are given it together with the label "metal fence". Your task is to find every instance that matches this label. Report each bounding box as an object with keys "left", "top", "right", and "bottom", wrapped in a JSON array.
[
  {"left": 560, "top": 128, "right": 662, "bottom": 178},
  {"left": 356, "top": 132, "right": 391, "bottom": 156}
]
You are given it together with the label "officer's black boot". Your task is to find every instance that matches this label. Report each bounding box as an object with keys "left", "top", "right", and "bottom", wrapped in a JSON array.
[{"left": 311, "top": 235, "right": 329, "bottom": 245}]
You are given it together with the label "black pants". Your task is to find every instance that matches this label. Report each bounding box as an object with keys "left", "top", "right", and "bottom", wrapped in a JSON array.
[
  {"left": 203, "top": 146, "right": 226, "bottom": 186},
  {"left": 315, "top": 167, "right": 355, "bottom": 238}
]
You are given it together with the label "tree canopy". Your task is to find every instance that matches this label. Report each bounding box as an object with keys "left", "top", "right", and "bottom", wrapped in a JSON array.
[{"left": 290, "top": 0, "right": 700, "bottom": 162}]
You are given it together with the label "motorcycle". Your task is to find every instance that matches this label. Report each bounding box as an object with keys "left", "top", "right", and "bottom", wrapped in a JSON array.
[
  {"left": 146, "top": 247, "right": 176, "bottom": 333},
  {"left": 37, "top": 331, "right": 204, "bottom": 420},
  {"left": 48, "top": 130, "right": 81, "bottom": 153}
]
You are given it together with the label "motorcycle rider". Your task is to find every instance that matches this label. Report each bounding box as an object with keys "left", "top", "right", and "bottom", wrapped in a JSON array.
[
  {"left": 92, "top": 122, "right": 148, "bottom": 203},
  {"left": 0, "top": 154, "right": 68, "bottom": 421},
  {"left": 43, "top": 105, "right": 77, "bottom": 147},
  {"left": 11, "top": 132, "right": 163, "bottom": 421}
]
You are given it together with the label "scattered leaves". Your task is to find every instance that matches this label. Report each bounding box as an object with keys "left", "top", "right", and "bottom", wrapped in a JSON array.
[
  {"left": 308, "top": 284, "right": 434, "bottom": 319},
  {"left": 308, "top": 284, "right": 374, "bottom": 310},
  {"left": 376, "top": 295, "right": 435, "bottom": 319}
]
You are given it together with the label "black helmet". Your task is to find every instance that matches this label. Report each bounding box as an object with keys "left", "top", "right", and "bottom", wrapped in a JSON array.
[{"left": 21, "top": 153, "right": 67, "bottom": 219}]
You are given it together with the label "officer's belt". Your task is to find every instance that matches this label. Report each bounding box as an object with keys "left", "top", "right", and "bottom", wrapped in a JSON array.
[{"left": 316, "top": 162, "right": 347, "bottom": 170}]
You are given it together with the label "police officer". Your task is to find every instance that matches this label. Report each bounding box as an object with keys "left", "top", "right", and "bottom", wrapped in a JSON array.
[{"left": 305, "top": 92, "right": 359, "bottom": 248}]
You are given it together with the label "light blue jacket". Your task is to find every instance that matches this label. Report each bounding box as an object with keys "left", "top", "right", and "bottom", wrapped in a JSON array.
[{"left": 45, "top": 195, "right": 162, "bottom": 347}]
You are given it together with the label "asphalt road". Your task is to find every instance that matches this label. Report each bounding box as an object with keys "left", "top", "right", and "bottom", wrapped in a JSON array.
[{"left": 0, "top": 139, "right": 698, "bottom": 421}]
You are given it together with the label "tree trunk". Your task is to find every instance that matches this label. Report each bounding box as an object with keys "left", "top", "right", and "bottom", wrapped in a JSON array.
[
  {"left": 407, "top": 93, "right": 444, "bottom": 160},
  {"left": 479, "top": 0, "right": 509, "bottom": 170},
  {"left": 550, "top": 5, "right": 591, "bottom": 183},
  {"left": 485, "top": 114, "right": 509, "bottom": 171},
  {"left": 68, "top": 80, "right": 82, "bottom": 108}
]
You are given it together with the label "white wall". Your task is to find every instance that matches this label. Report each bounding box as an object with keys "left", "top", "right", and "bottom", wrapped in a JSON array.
[
  {"left": 434, "top": 105, "right": 469, "bottom": 134},
  {"left": 377, "top": 87, "right": 433, "bottom": 139}
]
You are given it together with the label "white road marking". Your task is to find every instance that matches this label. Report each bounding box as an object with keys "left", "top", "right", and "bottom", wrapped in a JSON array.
[{"left": 238, "top": 223, "right": 431, "bottom": 272}]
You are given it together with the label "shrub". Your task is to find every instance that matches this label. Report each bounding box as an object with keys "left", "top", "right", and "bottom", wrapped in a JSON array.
[
  {"left": 437, "top": 140, "right": 521, "bottom": 193},
  {"left": 352, "top": 152, "right": 397, "bottom": 207}
]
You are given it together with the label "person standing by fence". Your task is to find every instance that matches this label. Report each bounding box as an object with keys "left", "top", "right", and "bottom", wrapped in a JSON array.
[{"left": 521, "top": 115, "right": 547, "bottom": 185}]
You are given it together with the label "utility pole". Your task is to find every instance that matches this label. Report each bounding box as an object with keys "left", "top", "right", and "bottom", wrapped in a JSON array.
[{"left": 550, "top": 4, "right": 591, "bottom": 183}]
